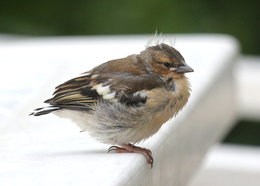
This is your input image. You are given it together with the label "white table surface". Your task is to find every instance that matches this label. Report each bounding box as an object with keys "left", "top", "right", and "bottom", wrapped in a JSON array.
[{"left": 0, "top": 34, "right": 239, "bottom": 186}]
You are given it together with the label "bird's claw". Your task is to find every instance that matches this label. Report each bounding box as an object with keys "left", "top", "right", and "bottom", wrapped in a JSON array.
[{"left": 108, "top": 144, "right": 154, "bottom": 168}]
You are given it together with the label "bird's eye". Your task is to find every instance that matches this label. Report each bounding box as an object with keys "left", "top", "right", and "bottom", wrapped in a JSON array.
[{"left": 162, "top": 62, "right": 171, "bottom": 68}]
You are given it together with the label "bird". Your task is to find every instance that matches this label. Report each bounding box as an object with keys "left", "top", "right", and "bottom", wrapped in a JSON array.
[{"left": 30, "top": 43, "right": 194, "bottom": 167}]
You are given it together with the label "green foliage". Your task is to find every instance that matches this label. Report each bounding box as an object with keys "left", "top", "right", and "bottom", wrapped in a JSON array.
[
  {"left": 0, "top": 0, "right": 259, "bottom": 54},
  {"left": 223, "top": 120, "right": 260, "bottom": 146}
]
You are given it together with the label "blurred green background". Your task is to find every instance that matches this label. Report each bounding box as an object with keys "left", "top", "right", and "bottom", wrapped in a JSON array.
[
  {"left": 0, "top": 0, "right": 259, "bottom": 145},
  {"left": 0, "top": 0, "right": 259, "bottom": 54}
]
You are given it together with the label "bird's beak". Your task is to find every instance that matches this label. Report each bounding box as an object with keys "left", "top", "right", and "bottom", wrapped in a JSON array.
[{"left": 173, "top": 64, "right": 194, "bottom": 74}]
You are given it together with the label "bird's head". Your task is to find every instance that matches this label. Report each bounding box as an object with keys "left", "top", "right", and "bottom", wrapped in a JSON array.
[{"left": 140, "top": 43, "right": 194, "bottom": 79}]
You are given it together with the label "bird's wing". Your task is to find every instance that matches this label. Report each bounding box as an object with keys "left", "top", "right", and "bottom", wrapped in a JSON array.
[
  {"left": 44, "top": 73, "right": 98, "bottom": 111},
  {"left": 45, "top": 71, "right": 165, "bottom": 110}
]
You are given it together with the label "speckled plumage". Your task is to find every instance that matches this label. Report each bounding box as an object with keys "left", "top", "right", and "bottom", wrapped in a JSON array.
[{"left": 31, "top": 43, "right": 193, "bottom": 166}]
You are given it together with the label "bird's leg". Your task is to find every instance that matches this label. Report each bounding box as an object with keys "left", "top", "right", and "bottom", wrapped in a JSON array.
[{"left": 108, "top": 143, "right": 153, "bottom": 167}]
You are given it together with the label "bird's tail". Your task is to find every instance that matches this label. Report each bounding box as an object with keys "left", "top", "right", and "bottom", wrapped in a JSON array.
[{"left": 30, "top": 106, "right": 60, "bottom": 116}]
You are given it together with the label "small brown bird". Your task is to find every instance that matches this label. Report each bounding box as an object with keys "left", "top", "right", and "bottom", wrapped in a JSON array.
[{"left": 31, "top": 43, "right": 193, "bottom": 167}]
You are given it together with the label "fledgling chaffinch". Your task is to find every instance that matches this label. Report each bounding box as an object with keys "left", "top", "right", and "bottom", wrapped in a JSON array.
[{"left": 31, "top": 43, "right": 193, "bottom": 167}]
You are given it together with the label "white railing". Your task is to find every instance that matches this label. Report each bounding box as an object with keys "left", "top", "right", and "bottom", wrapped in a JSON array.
[
  {"left": 0, "top": 34, "right": 239, "bottom": 186},
  {"left": 189, "top": 55, "right": 260, "bottom": 186}
]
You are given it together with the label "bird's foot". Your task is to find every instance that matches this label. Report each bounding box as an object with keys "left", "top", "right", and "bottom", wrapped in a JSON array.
[{"left": 108, "top": 143, "right": 153, "bottom": 168}]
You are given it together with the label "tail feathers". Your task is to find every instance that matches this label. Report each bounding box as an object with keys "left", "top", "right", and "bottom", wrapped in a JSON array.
[{"left": 30, "top": 106, "right": 60, "bottom": 116}]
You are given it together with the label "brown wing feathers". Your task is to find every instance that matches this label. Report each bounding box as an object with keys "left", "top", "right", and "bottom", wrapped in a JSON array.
[
  {"left": 45, "top": 74, "right": 99, "bottom": 109},
  {"left": 44, "top": 61, "right": 167, "bottom": 112}
]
